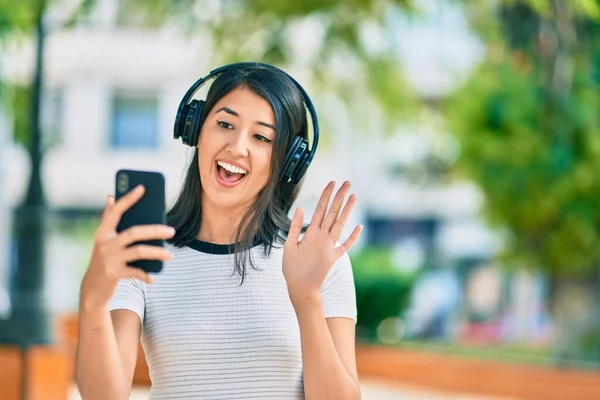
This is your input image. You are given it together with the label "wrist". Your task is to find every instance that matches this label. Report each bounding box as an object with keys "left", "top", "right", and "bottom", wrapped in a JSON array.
[
  {"left": 79, "top": 283, "right": 111, "bottom": 314},
  {"left": 288, "top": 287, "right": 322, "bottom": 310},
  {"left": 79, "top": 273, "right": 115, "bottom": 313},
  {"left": 79, "top": 295, "right": 110, "bottom": 315}
]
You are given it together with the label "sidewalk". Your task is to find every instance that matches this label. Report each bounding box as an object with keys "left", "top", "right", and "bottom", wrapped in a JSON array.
[
  {"left": 70, "top": 379, "right": 519, "bottom": 400},
  {"left": 359, "top": 379, "right": 519, "bottom": 400}
]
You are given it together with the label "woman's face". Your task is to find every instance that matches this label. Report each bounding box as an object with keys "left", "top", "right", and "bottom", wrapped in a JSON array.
[{"left": 198, "top": 85, "right": 276, "bottom": 212}]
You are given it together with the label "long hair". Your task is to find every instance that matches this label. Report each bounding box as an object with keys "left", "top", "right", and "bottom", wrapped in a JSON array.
[{"left": 167, "top": 63, "right": 309, "bottom": 283}]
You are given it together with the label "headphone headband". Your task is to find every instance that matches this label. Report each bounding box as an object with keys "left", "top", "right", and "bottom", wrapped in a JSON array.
[{"left": 174, "top": 62, "right": 319, "bottom": 183}]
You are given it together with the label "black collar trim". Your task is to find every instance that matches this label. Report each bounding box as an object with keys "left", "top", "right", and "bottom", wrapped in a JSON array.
[{"left": 185, "top": 237, "right": 265, "bottom": 255}]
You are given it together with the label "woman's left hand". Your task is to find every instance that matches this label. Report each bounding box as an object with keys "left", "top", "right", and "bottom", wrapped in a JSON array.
[{"left": 283, "top": 181, "right": 363, "bottom": 307}]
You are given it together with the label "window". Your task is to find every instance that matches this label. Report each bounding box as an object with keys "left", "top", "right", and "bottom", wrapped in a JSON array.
[{"left": 110, "top": 92, "right": 158, "bottom": 149}]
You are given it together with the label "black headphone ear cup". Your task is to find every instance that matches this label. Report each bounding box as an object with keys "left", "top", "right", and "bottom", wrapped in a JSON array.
[
  {"left": 281, "top": 135, "right": 303, "bottom": 183},
  {"left": 174, "top": 106, "right": 185, "bottom": 141},
  {"left": 281, "top": 135, "right": 309, "bottom": 183},
  {"left": 294, "top": 150, "right": 311, "bottom": 183},
  {"left": 183, "top": 99, "right": 205, "bottom": 147}
]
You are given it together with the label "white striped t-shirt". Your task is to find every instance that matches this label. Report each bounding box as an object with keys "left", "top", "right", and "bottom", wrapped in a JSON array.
[{"left": 108, "top": 238, "right": 357, "bottom": 399}]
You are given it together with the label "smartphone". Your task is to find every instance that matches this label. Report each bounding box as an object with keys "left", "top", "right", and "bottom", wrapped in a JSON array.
[{"left": 115, "top": 169, "right": 166, "bottom": 273}]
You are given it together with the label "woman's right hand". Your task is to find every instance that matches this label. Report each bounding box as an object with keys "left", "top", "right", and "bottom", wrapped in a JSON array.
[{"left": 79, "top": 185, "right": 175, "bottom": 311}]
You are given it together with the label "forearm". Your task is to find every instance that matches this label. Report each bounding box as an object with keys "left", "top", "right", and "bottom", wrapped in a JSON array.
[
  {"left": 292, "top": 294, "right": 361, "bottom": 400},
  {"left": 75, "top": 304, "right": 129, "bottom": 400}
]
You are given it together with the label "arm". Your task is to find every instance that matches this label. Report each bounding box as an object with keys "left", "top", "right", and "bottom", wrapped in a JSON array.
[
  {"left": 75, "top": 189, "right": 174, "bottom": 399},
  {"left": 283, "top": 180, "right": 363, "bottom": 399},
  {"left": 292, "top": 294, "right": 360, "bottom": 400},
  {"left": 75, "top": 307, "right": 141, "bottom": 400}
]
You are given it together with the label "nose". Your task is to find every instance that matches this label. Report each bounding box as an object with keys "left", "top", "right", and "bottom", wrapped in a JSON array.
[{"left": 226, "top": 131, "right": 249, "bottom": 158}]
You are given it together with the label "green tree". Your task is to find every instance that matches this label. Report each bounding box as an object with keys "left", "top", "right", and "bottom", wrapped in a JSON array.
[
  {"left": 445, "top": 0, "right": 600, "bottom": 362},
  {"left": 448, "top": 0, "right": 600, "bottom": 279}
]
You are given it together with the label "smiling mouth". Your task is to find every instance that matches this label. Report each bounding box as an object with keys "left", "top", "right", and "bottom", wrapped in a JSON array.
[{"left": 216, "top": 162, "right": 247, "bottom": 184}]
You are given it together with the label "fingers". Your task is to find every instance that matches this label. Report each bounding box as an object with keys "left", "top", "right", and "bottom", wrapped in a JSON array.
[
  {"left": 98, "top": 243, "right": 170, "bottom": 285},
  {"left": 117, "top": 244, "right": 173, "bottom": 284},
  {"left": 95, "top": 196, "right": 118, "bottom": 243},
  {"left": 101, "top": 185, "right": 145, "bottom": 230},
  {"left": 286, "top": 207, "right": 304, "bottom": 245},
  {"left": 329, "top": 193, "right": 357, "bottom": 242},
  {"left": 335, "top": 225, "right": 363, "bottom": 258},
  {"left": 101, "top": 195, "right": 115, "bottom": 219},
  {"left": 309, "top": 181, "right": 335, "bottom": 228},
  {"left": 322, "top": 181, "right": 351, "bottom": 231},
  {"left": 115, "top": 224, "right": 176, "bottom": 247},
  {"left": 121, "top": 245, "right": 174, "bottom": 263},
  {"left": 120, "top": 266, "right": 155, "bottom": 284}
]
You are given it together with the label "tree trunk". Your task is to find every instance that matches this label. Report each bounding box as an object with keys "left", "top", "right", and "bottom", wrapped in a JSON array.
[{"left": 547, "top": 269, "right": 600, "bottom": 366}]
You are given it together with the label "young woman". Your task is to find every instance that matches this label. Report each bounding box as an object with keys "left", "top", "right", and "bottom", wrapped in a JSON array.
[{"left": 75, "top": 62, "right": 363, "bottom": 399}]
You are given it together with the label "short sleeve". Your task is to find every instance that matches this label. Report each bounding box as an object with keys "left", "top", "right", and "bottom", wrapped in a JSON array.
[
  {"left": 320, "top": 251, "right": 357, "bottom": 323},
  {"left": 108, "top": 278, "right": 146, "bottom": 324}
]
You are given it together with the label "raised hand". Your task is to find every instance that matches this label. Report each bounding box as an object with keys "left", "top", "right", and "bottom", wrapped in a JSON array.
[
  {"left": 283, "top": 181, "right": 363, "bottom": 306},
  {"left": 79, "top": 185, "right": 175, "bottom": 311}
]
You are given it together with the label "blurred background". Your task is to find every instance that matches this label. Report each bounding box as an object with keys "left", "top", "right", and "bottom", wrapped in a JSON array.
[{"left": 1, "top": 0, "right": 600, "bottom": 399}]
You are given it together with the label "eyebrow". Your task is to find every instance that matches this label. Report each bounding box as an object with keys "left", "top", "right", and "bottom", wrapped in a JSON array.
[{"left": 215, "top": 106, "right": 276, "bottom": 131}]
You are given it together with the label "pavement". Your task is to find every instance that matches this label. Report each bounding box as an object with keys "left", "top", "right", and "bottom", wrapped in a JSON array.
[
  {"left": 70, "top": 379, "right": 519, "bottom": 400},
  {"left": 358, "top": 379, "right": 519, "bottom": 400}
]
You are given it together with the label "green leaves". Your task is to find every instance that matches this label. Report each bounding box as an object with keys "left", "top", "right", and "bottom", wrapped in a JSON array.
[
  {"left": 0, "top": 0, "right": 39, "bottom": 40},
  {"left": 351, "top": 247, "right": 416, "bottom": 341},
  {"left": 569, "top": 0, "right": 600, "bottom": 20},
  {"left": 445, "top": 25, "right": 600, "bottom": 278}
]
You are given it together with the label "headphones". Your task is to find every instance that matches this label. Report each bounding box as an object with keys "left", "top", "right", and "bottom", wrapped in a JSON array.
[{"left": 173, "top": 62, "right": 319, "bottom": 184}]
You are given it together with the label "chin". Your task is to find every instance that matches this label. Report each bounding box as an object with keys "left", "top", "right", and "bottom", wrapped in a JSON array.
[{"left": 201, "top": 186, "right": 251, "bottom": 210}]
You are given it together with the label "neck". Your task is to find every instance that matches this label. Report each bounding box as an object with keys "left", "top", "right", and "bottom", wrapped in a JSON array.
[{"left": 197, "top": 194, "right": 249, "bottom": 244}]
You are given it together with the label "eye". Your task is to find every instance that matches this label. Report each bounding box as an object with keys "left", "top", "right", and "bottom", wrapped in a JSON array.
[
  {"left": 217, "top": 120, "right": 234, "bottom": 130},
  {"left": 254, "top": 134, "right": 273, "bottom": 143}
]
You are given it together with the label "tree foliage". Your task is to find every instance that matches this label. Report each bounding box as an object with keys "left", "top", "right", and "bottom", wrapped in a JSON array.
[
  {"left": 445, "top": 0, "right": 600, "bottom": 278},
  {"left": 0, "top": 0, "right": 40, "bottom": 40}
]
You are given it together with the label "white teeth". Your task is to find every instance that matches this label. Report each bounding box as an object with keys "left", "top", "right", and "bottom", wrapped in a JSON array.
[{"left": 217, "top": 161, "right": 248, "bottom": 175}]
